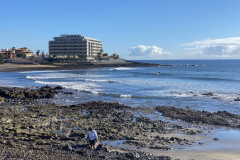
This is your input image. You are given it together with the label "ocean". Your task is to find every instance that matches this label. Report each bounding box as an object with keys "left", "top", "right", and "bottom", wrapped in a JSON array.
[{"left": 1, "top": 59, "right": 240, "bottom": 114}]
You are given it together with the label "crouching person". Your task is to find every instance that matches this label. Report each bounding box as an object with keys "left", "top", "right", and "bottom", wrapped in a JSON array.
[{"left": 87, "top": 127, "right": 98, "bottom": 149}]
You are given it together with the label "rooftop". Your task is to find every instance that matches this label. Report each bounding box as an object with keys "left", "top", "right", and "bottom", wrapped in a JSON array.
[{"left": 60, "top": 34, "right": 83, "bottom": 37}]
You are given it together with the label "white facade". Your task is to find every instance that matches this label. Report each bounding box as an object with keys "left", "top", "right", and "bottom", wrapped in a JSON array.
[{"left": 49, "top": 34, "right": 102, "bottom": 60}]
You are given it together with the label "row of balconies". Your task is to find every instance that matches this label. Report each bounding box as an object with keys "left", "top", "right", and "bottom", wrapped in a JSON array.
[
  {"left": 50, "top": 46, "right": 101, "bottom": 48},
  {"left": 50, "top": 41, "right": 85, "bottom": 43},
  {"left": 50, "top": 50, "right": 100, "bottom": 54},
  {"left": 49, "top": 48, "right": 87, "bottom": 50},
  {"left": 49, "top": 43, "right": 86, "bottom": 46},
  {"left": 50, "top": 53, "right": 86, "bottom": 55},
  {"left": 88, "top": 43, "right": 102, "bottom": 45},
  {"left": 50, "top": 51, "right": 100, "bottom": 53},
  {"left": 49, "top": 43, "right": 101, "bottom": 46},
  {"left": 53, "top": 39, "right": 86, "bottom": 42},
  {"left": 50, "top": 45, "right": 101, "bottom": 47},
  {"left": 49, "top": 49, "right": 100, "bottom": 51},
  {"left": 50, "top": 48, "right": 101, "bottom": 51},
  {"left": 49, "top": 41, "right": 101, "bottom": 45}
]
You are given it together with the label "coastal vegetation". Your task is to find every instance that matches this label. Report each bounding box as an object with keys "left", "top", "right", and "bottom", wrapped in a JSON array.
[
  {"left": 0, "top": 54, "right": 6, "bottom": 64},
  {"left": 16, "top": 52, "right": 26, "bottom": 58}
]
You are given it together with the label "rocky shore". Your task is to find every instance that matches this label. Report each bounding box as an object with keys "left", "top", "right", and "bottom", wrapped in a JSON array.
[{"left": 0, "top": 86, "right": 240, "bottom": 159}]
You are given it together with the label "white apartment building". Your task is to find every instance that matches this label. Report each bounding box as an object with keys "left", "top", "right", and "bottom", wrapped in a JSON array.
[{"left": 49, "top": 34, "right": 102, "bottom": 60}]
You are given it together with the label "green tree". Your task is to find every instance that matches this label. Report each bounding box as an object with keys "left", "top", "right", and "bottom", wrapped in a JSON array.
[
  {"left": 112, "top": 53, "right": 119, "bottom": 59},
  {"left": 97, "top": 52, "right": 102, "bottom": 60},
  {"left": 16, "top": 52, "right": 26, "bottom": 58},
  {"left": 36, "top": 50, "right": 40, "bottom": 56},
  {"left": 0, "top": 54, "right": 6, "bottom": 64},
  {"left": 103, "top": 53, "right": 108, "bottom": 57}
]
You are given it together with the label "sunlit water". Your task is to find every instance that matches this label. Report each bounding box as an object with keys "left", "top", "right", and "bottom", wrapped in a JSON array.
[{"left": 0, "top": 60, "right": 240, "bottom": 113}]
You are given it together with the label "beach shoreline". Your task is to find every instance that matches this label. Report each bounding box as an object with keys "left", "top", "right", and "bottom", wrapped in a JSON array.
[
  {"left": 0, "top": 86, "right": 240, "bottom": 159},
  {"left": 0, "top": 61, "right": 160, "bottom": 73}
]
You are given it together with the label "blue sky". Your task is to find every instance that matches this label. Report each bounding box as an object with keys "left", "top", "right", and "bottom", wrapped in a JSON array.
[{"left": 1, "top": 0, "right": 240, "bottom": 59}]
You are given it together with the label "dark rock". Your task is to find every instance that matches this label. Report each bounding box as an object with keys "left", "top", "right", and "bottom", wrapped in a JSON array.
[
  {"left": 69, "top": 132, "right": 85, "bottom": 138},
  {"left": 63, "top": 144, "right": 72, "bottom": 151},
  {"left": 77, "top": 149, "right": 90, "bottom": 156},
  {"left": 213, "top": 138, "right": 219, "bottom": 141},
  {"left": 202, "top": 92, "right": 214, "bottom": 96},
  {"left": 184, "top": 129, "right": 197, "bottom": 135},
  {"left": 0, "top": 85, "right": 59, "bottom": 100},
  {"left": 54, "top": 86, "right": 64, "bottom": 90},
  {"left": 155, "top": 106, "right": 240, "bottom": 128},
  {"left": 63, "top": 92, "right": 73, "bottom": 95},
  {"left": 125, "top": 152, "right": 140, "bottom": 159},
  {"left": 234, "top": 98, "right": 240, "bottom": 101}
]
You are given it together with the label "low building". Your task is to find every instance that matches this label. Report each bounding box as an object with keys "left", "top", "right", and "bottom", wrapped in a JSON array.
[
  {"left": 0, "top": 47, "right": 33, "bottom": 59},
  {"left": 49, "top": 34, "right": 102, "bottom": 60},
  {"left": 15, "top": 47, "right": 33, "bottom": 58},
  {"left": 0, "top": 48, "right": 15, "bottom": 59}
]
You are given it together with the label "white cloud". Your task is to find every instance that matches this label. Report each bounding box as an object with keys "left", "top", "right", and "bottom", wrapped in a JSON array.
[
  {"left": 128, "top": 45, "right": 171, "bottom": 59},
  {"left": 183, "top": 37, "right": 240, "bottom": 57}
]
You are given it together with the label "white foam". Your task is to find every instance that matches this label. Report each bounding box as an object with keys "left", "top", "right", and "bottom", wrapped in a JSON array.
[
  {"left": 84, "top": 79, "right": 115, "bottom": 83},
  {"left": 26, "top": 73, "right": 104, "bottom": 80},
  {"left": 110, "top": 67, "right": 138, "bottom": 71},
  {"left": 19, "top": 70, "right": 57, "bottom": 74},
  {"left": 34, "top": 80, "right": 101, "bottom": 94},
  {"left": 173, "top": 92, "right": 192, "bottom": 98},
  {"left": 210, "top": 93, "right": 239, "bottom": 101},
  {"left": 91, "top": 91, "right": 100, "bottom": 95},
  {"left": 120, "top": 94, "right": 133, "bottom": 98}
]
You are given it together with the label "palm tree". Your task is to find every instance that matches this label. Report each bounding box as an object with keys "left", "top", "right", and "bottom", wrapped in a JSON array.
[
  {"left": 112, "top": 53, "right": 119, "bottom": 59},
  {"left": 41, "top": 50, "right": 45, "bottom": 58},
  {"left": 97, "top": 52, "right": 102, "bottom": 60},
  {"left": 36, "top": 50, "right": 40, "bottom": 56},
  {"left": 12, "top": 47, "right": 16, "bottom": 53},
  {"left": 103, "top": 53, "right": 108, "bottom": 57}
]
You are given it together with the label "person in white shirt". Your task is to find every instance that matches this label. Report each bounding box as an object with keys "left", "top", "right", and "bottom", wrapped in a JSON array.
[{"left": 87, "top": 127, "right": 98, "bottom": 149}]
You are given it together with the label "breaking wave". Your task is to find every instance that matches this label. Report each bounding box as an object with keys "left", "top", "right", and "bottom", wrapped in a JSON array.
[
  {"left": 110, "top": 67, "right": 139, "bottom": 71},
  {"left": 84, "top": 79, "right": 116, "bottom": 83}
]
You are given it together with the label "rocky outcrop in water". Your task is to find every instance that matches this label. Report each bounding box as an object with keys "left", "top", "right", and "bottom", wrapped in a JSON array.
[
  {"left": 0, "top": 85, "right": 61, "bottom": 100},
  {"left": 155, "top": 106, "right": 240, "bottom": 128}
]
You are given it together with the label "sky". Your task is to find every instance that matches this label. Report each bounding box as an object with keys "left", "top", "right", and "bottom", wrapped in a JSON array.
[{"left": 1, "top": 0, "right": 240, "bottom": 60}]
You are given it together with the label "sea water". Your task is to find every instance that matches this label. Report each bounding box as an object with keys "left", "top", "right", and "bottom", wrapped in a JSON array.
[{"left": 0, "top": 59, "right": 240, "bottom": 114}]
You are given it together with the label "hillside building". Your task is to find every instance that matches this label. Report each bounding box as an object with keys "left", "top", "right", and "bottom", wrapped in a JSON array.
[
  {"left": 49, "top": 34, "right": 102, "bottom": 60},
  {"left": 15, "top": 47, "right": 33, "bottom": 58},
  {"left": 0, "top": 47, "right": 33, "bottom": 59},
  {"left": 0, "top": 49, "right": 13, "bottom": 59}
]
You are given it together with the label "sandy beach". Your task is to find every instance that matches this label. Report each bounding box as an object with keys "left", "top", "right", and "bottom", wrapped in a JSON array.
[
  {"left": 0, "top": 64, "right": 59, "bottom": 72},
  {"left": 0, "top": 62, "right": 160, "bottom": 73}
]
